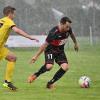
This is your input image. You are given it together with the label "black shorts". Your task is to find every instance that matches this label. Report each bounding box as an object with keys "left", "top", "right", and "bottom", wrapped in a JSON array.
[{"left": 44, "top": 50, "right": 68, "bottom": 65}]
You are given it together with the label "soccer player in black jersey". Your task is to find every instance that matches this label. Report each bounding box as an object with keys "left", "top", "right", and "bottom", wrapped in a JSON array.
[{"left": 28, "top": 17, "right": 79, "bottom": 89}]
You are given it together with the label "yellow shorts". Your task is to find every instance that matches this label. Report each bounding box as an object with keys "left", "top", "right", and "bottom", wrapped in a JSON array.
[{"left": 0, "top": 47, "right": 10, "bottom": 60}]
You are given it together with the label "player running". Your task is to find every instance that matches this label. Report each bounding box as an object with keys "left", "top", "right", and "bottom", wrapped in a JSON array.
[
  {"left": 28, "top": 16, "right": 79, "bottom": 89},
  {"left": 0, "top": 6, "right": 39, "bottom": 90}
]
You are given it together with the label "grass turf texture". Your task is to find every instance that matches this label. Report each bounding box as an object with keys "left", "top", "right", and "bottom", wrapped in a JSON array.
[{"left": 0, "top": 44, "right": 100, "bottom": 100}]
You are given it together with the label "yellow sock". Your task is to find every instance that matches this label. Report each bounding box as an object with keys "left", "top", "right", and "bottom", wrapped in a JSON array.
[{"left": 5, "top": 61, "right": 15, "bottom": 82}]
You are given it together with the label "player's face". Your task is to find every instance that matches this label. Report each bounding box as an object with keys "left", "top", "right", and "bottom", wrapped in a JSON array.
[
  {"left": 12, "top": 11, "right": 16, "bottom": 19},
  {"left": 61, "top": 22, "right": 71, "bottom": 32},
  {"left": 9, "top": 11, "right": 16, "bottom": 19}
]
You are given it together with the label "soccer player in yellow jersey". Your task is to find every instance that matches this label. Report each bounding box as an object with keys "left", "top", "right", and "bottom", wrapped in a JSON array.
[{"left": 0, "top": 6, "right": 39, "bottom": 90}]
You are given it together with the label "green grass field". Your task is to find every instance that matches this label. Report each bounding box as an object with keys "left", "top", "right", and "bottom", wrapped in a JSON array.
[{"left": 0, "top": 44, "right": 100, "bottom": 100}]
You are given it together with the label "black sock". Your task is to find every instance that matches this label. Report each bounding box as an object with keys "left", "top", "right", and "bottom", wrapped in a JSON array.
[
  {"left": 34, "top": 65, "right": 49, "bottom": 77},
  {"left": 48, "top": 68, "right": 66, "bottom": 84},
  {"left": 5, "top": 80, "right": 11, "bottom": 83}
]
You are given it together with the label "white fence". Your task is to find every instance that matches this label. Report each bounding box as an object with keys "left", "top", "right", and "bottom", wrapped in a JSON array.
[
  {"left": 6, "top": 35, "right": 47, "bottom": 47},
  {"left": 6, "top": 35, "right": 100, "bottom": 47}
]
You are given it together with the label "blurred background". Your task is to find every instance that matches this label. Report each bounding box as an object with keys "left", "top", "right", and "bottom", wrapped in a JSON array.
[
  {"left": 0, "top": 1, "right": 100, "bottom": 100},
  {"left": 0, "top": 0, "right": 100, "bottom": 46}
]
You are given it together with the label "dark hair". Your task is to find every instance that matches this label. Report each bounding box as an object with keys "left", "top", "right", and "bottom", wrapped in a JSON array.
[
  {"left": 3, "top": 6, "right": 16, "bottom": 16},
  {"left": 60, "top": 16, "right": 72, "bottom": 24}
]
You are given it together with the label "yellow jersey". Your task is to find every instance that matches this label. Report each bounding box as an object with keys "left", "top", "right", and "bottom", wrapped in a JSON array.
[{"left": 0, "top": 17, "right": 16, "bottom": 47}]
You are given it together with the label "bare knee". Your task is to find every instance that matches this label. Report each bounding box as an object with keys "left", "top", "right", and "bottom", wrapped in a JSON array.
[
  {"left": 61, "top": 63, "right": 69, "bottom": 71},
  {"left": 5, "top": 55, "right": 17, "bottom": 62},
  {"left": 46, "top": 64, "right": 53, "bottom": 71}
]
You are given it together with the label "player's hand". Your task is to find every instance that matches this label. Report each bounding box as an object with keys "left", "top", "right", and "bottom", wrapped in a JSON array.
[
  {"left": 35, "top": 39, "right": 39, "bottom": 42},
  {"left": 74, "top": 44, "right": 79, "bottom": 52},
  {"left": 30, "top": 56, "right": 37, "bottom": 64},
  {"left": 30, "top": 37, "right": 39, "bottom": 42}
]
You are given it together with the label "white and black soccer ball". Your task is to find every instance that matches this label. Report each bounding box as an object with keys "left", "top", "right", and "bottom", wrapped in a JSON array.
[{"left": 78, "top": 76, "right": 91, "bottom": 88}]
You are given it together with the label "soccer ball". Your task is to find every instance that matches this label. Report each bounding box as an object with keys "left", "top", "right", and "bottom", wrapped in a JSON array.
[{"left": 78, "top": 76, "right": 91, "bottom": 88}]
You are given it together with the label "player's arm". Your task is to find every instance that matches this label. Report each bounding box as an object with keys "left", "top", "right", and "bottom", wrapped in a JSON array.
[
  {"left": 12, "top": 26, "right": 39, "bottom": 42},
  {"left": 70, "top": 32, "right": 79, "bottom": 52},
  {"left": 30, "top": 30, "right": 54, "bottom": 63},
  {"left": 30, "top": 42, "right": 48, "bottom": 63}
]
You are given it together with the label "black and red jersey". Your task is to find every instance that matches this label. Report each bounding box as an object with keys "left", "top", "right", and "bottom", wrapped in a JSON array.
[{"left": 45, "top": 26, "right": 73, "bottom": 52}]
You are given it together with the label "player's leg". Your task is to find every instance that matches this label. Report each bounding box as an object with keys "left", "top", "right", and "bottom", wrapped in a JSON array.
[
  {"left": 47, "top": 51, "right": 69, "bottom": 89},
  {"left": 28, "top": 51, "right": 54, "bottom": 83},
  {"left": 28, "top": 64, "right": 53, "bottom": 83},
  {"left": 2, "top": 47, "right": 17, "bottom": 90},
  {"left": 34, "top": 63, "right": 53, "bottom": 77}
]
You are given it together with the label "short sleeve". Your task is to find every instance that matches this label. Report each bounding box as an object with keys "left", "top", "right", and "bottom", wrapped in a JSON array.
[{"left": 8, "top": 19, "right": 16, "bottom": 28}]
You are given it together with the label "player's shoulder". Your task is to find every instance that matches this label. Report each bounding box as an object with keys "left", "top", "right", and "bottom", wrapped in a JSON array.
[
  {"left": 0, "top": 17, "right": 5, "bottom": 23},
  {"left": 49, "top": 26, "right": 58, "bottom": 34},
  {"left": 2, "top": 17, "right": 14, "bottom": 23},
  {"left": 6, "top": 17, "right": 16, "bottom": 26},
  {"left": 0, "top": 17, "right": 9, "bottom": 21}
]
